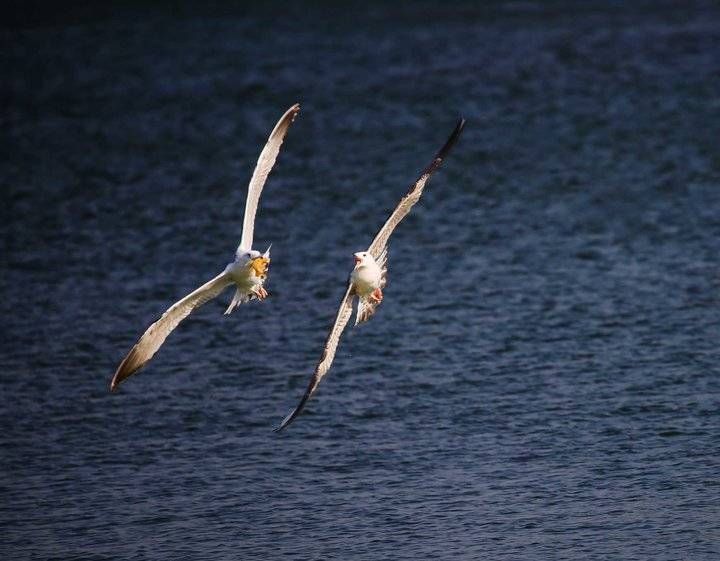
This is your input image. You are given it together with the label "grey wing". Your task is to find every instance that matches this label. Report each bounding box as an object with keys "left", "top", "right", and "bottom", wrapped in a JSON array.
[
  {"left": 110, "top": 271, "right": 233, "bottom": 391},
  {"left": 276, "top": 284, "right": 355, "bottom": 431},
  {"left": 367, "top": 118, "right": 465, "bottom": 261},
  {"left": 238, "top": 103, "right": 300, "bottom": 252}
]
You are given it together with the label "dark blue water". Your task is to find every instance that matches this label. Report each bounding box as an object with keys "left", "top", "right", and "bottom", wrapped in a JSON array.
[{"left": 2, "top": 2, "right": 720, "bottom": 559}]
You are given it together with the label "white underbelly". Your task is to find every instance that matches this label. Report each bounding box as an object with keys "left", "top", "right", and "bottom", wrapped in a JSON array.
[{"left": 351, "top": 265, "right": 381, "bottom": 296}]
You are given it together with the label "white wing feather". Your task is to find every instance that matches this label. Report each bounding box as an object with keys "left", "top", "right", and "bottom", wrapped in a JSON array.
[
  {"left": 110, "top": 272, "right": 233, "bottom": 391},
  {"left": 238, "top": 103, "right": 300, "bottom": 252}
]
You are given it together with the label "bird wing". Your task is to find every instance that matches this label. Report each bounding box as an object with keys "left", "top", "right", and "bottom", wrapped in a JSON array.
[
  {"left": 366, "top": 118, "right": 465, "bottom": 261},
  {"left": 238, "top": 103, "right": 300, "bottom": 252},
  {"left": 110, "top": 272, "right": 233, "bottom": 391},
  {"left": 276, "top": 283, "right": 356, "bottom": 431}
]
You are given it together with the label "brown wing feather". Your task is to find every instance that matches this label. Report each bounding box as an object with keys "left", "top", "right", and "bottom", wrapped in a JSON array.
[
  {"left": 276, "top": 283, "right": 355, "bottom": 431},
  {"left": 367, "top": 118, "right": 465, "bottom": 261},
  {"left": 110, "top": 272, "right": 232, "bottom": 391}
]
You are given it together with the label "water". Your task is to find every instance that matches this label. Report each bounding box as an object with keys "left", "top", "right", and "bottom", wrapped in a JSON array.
[{"left": 2, "top": 2, "right": 719, "bottom": 559}]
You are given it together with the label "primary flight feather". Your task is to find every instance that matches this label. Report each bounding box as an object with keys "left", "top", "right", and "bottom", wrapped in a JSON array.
[
  {"left": 110, "top": 103, "right": 300, "bottom": 392},
  {"left": 277, "top": 117, "right": 465, "bottom": 430}
]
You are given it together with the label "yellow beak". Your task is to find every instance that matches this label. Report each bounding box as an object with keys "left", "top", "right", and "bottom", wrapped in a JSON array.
[{"left": 249, "top": 256, "right": 270, "bottom": 276}]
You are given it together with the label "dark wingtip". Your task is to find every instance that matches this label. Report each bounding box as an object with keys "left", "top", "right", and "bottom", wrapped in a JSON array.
[
  {"left": 275, "top": 384, "right": 316, "bottom": 432},
  {"left": 436, "top": 116, "right": 466, "bottom": 161},
  {"left": 286, "top": 103, "right": 301, "bottom": 122},
  {"left": 275, "top": 398, "right": 309, "bottom": 432},
  {"left": 109, "top": 369, "right": 127, "bottom": 393},
  {"left": 109, "top": 353, "right": 144, "bottom": 393},
  {"left": 274, "top": 408, "right": 298, "bottom": 432},
  {"left": 109, "top": 369, "right": 122, "bottom": 393},
  {"left": 416, "top": 116, "right": 465, "bottom": 179},
  {"left": 270, "top": 103, "right": 301, "bottom": 139}
]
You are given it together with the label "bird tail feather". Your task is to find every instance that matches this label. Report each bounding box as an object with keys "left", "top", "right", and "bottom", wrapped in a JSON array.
[{"left": 224, "top": 288, "right": 251, "bottom": 315}]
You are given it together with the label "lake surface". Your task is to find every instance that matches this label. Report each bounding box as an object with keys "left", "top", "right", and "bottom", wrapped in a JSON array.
[{"left": 2, "top": 2, "right": 719, "bottom": 559}]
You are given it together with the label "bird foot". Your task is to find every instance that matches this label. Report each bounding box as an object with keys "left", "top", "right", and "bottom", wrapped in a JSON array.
[
  {"left": 370, "top": 288, "right": 383, "bottom": 303},
  {"left": 254, "top": 287, "right": 268, "bottom": 300}
]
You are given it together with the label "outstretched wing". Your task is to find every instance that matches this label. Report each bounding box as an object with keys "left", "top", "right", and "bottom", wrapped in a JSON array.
[
  {"left": 366, "top": 118, "right": 465, "bottom": 261},
  {"left": 276, "top": 283, "right": 355, "bottom": 431},
  {"left": 110, "top": 272, "right": 233, "bottom": 391},
  {"left": 238, "top": 103, "right": 300, "bottom": 252}
]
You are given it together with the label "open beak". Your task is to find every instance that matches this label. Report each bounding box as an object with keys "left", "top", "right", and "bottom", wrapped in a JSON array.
[{"left": 354, "top": 256, "right": 361, "bottom": 265}]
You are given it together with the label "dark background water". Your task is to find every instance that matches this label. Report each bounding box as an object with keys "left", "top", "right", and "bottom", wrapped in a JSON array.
[{"left": 2, "top": 1, "right": 720, "bottom": 559}]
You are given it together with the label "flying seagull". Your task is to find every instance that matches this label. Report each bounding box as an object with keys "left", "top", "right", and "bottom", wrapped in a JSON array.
[
  {"left": 276, "top": 117, "right": 465, "bottom": 430},
  {"left": 110, "top": 103, "right": 300, "bottom": 392}
]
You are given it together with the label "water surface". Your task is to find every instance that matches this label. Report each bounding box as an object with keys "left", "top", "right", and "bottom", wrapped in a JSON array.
[{"left": 2, "top": 2, "right": 719, "bottom": 559}]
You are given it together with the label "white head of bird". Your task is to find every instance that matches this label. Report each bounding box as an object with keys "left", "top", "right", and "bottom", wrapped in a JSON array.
[
  {"left": 236, "top": 245, "right": 271, "bottom": 277},
  {"left": 353, "top": 251, "right": 374, "bottom": 267},
  {"left": 239, "top": 244, "right": 271, "bottom": 262}
]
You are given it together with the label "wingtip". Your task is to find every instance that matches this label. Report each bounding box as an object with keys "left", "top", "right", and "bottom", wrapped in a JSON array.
[
  {"left": 436, "top": 116, "right": 466, "bottom": 160},
  {"left": 275, "top": 408, "right": 298, "bottom": 432},
  {"left": 271, "top": 103, "right": 301, "bottom": 135},
  {"left": 109, "top": 366, "right": 123, "bottom": 392},
  {"left": 450, "top": 116, "right": 466, "bottom": 142},
  {"left": 109, "top": 355, "right": 137, "bottom": 393},
  {"left": 286, "top": 102, "right": 301, "bottom": 120}
]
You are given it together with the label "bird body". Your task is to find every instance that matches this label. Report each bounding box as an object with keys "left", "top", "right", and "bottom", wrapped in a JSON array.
[
  {"left": 351, "top": 250, "right": 387, "bottom": 325},
  {"left": 223, "top": 247, "right": 271, "bottom": 315},
  {"left": 277, "top": 117, "right": 465, "bottom": 430},
  {"left": 110, "top": 104, "right": 299, "bottom": 392},
  {"left": 350, "top": 252, "right": 382, "bottom": 296}
]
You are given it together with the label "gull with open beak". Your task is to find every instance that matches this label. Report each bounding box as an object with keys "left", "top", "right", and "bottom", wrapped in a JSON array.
[
  {"left": 277, "top": 117, "right": 465, "bottom": 430},
  {"left": 110, "top": 103, "right": 300, "bottom": 392}
]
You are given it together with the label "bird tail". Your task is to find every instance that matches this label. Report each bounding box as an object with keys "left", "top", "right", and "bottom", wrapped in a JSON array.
[
  {"left": 355, "top": 296, "right": 379, "bottom": 325},
  {"left": 224, "top": 287, "right": 251, "bottom": 315}
]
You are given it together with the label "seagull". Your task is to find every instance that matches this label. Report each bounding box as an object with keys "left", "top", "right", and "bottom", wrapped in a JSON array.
[
  {"left": 110, "top": 103, "right": 300, "bottom": 392},
  {"left": 276, "top": 117, "right": 465, "bottom": 430}
]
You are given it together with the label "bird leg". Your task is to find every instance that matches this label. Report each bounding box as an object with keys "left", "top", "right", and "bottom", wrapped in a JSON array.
[
  {"left": 254, "top": 286, "right": 268, "bottom": 300},
  {"left": 370, "top": 287, "right": 383, "bottom": 303}
]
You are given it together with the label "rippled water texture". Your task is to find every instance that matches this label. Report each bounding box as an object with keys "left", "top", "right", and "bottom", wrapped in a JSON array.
[{"left": 2, "top": 2, "right": 719, "bottom": 559}]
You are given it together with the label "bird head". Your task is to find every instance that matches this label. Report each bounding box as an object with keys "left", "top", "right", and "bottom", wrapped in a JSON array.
[
  {"left": 353, "top": 251, "right": 372, "bottom": 267},
  {"left": 246, "top": 248, "right": 270, "bottom": 277}
]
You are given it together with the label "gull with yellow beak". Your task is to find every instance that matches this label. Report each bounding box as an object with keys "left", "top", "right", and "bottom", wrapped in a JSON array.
[
  {"left": 110, "top": 103, "right": 300, "bottom": 392},
  {"left": 277, "top": 117, "right": 465, "bottom": 430}
]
